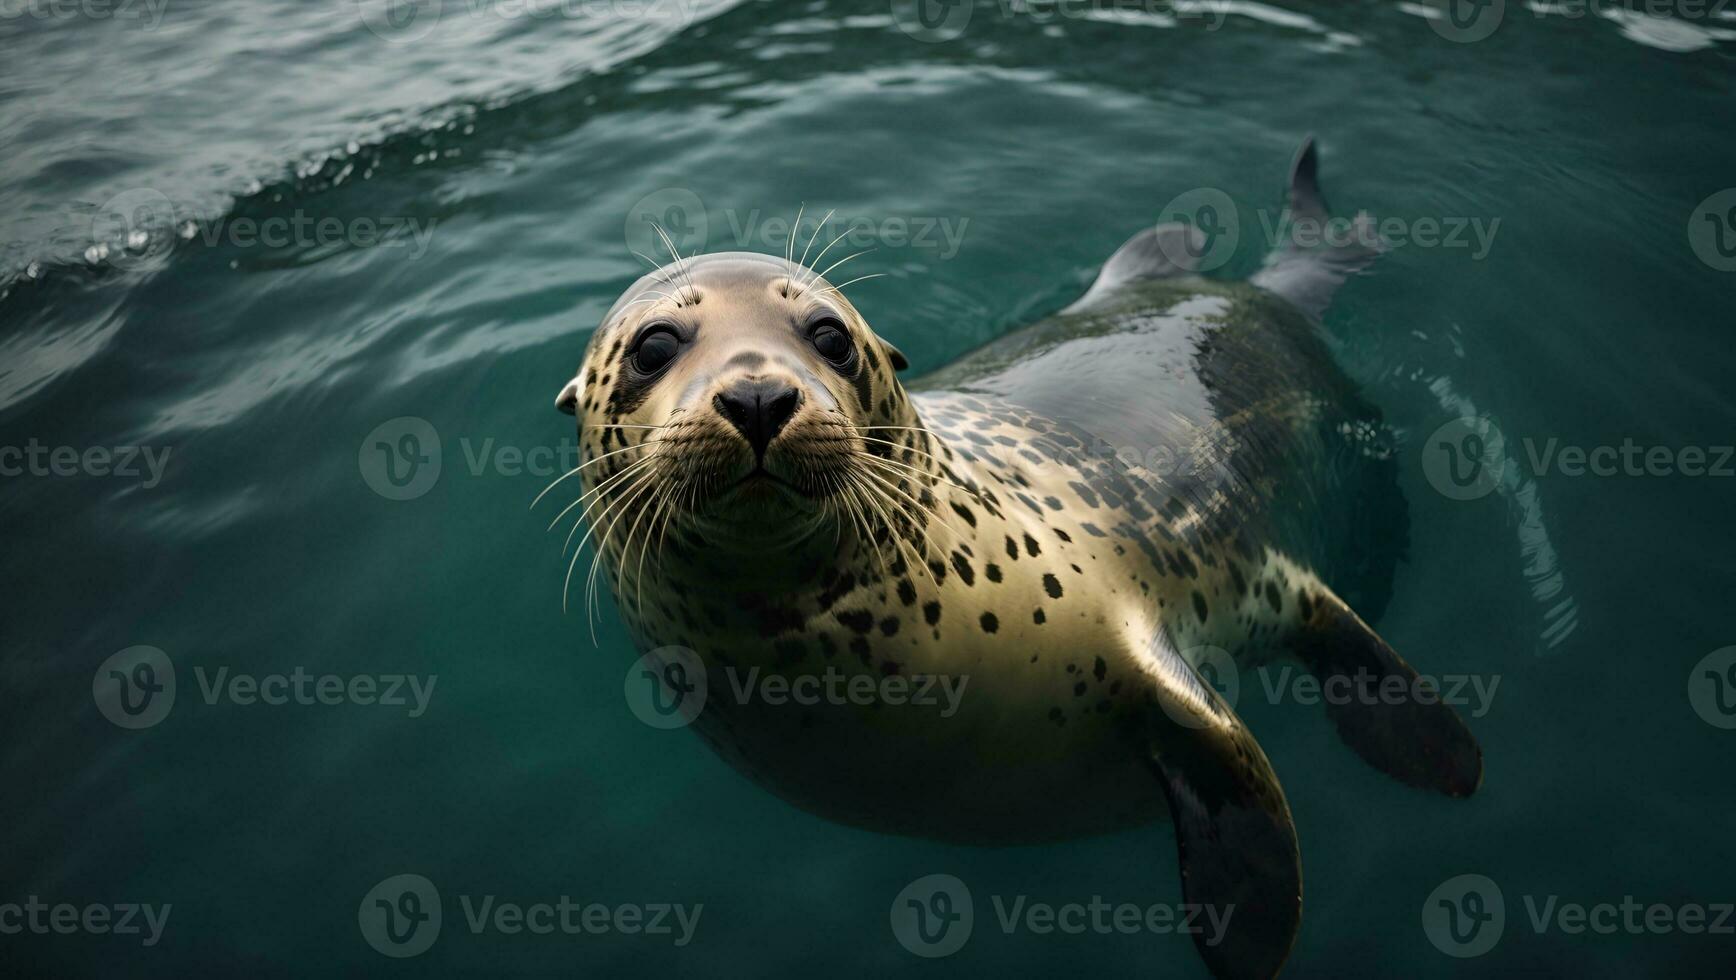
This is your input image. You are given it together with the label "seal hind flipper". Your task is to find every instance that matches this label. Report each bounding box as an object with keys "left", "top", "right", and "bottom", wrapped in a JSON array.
[
  {"left": 1143, "top": 637, "right": 1301, "bottom": 980},
  {"left": 1287, "top": 586, "right": 1484, "bottom": 797},
  {"left": 1063, "top": 223, "right": 1205, "bottom": 313},
  {"left": 1250, "top": 136, "right": 1384, "bottom": 319}
]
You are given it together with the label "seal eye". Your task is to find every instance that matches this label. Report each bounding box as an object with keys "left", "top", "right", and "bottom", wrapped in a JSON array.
[
  {"left": 811, "top": 321, "right": 853, "bottom": 366},
  {"left": 632, "top": 329, "right": 680, "bottom": 375}
]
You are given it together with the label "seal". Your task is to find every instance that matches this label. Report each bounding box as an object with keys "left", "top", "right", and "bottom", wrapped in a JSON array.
[{"left": 548, "top": 140, "right": 1483, "bottom": 980}]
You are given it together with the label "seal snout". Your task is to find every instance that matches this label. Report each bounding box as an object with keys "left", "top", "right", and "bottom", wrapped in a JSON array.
[{"left": 713, "top": 377, "right": 802, "bottom": 460}]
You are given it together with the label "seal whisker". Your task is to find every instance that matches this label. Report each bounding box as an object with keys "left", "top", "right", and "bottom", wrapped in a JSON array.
[
  {"left": 579, "top": 472, "right": 660, "bottom": 639},
  {"left": 855, "top": 450, "right": 978, "bottom": 496},
  {"left": 648, "top": 220, "right": 697, "bottom": 297},
  {"left": 816, "top": 272, "right": 888, "bottom": 296},
  {"left": 855, "top": 470, "right": 939, "bottom": 588},
  {"left": 619, "top": 479, "right": 667, "bottom": 620},
  {"left": 800, "top": 227, "right": 854, "bottom": 289},
  {"left": 848, "top": 435, "right": 959, "bottom": 476},
  {"left": 561, "top": 466, "right": 649, "bottom": 619},
  {"left": 809, "top": 247, "right": 875, "bottom": 287},
  {"left": 786, "top": 203, "right": 805, "bottom": 267},
  {"left": 628, "top": 249, "right": 678, "bottom": 283},
  {"left": 549, "top": 453, "right": 657, "bottom": 535},
  {"left": 840, "top": 472, "right": 898, "bottom": 585},
  {"left": 797, "top": 208, "right": 837, "bottom": 273},
  {"left": 531, "top": 441, "right": 653, "bottom": 511},
  {"left": 853, "top": 463, "right": 972, "bottom": 543}
]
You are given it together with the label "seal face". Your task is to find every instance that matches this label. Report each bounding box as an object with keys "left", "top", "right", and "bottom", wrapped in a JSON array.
[{"left": 551, "top": 142, "right": 1483, "bottom": 980}]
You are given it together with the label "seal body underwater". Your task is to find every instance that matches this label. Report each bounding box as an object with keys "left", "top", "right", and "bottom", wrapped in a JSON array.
[{"left": 551, "top": 140, "right": 1482, "bottom": 980}]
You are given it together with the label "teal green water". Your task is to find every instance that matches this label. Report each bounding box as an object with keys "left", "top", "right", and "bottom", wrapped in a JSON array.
[{"left": 4, "top": 1, "right": 1736, "bottom": 976}]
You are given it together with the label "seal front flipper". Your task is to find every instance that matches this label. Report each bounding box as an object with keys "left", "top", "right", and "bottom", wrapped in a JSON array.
[
  {"left": 1140, "top": 634, "right": 1301, "bottom": 980},
  {"left": 1286, "top": 582, "right": 1484, "bottom": 798},
  {"left": 1250, "top": 136, "right": 1384, "bottom": 319}
]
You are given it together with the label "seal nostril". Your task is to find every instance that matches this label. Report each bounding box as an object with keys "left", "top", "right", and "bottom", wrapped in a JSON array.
[
  {"left": 714, "top": 379, "right": 801, "bottom": 460},
  {"left": 763, "top": 386, "right": 800, "bottom": 440}
]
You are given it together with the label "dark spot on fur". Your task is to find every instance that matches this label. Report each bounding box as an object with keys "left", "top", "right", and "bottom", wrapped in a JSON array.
[
  {"left": 1192, "top": 591, "right": 1209, "bottom": 623},
  {"left": 950, "top": 552, "right": 974, "bottom": 586},
  {"left": 1042, "top": 573, "right": 1063, "bottom": 599},
  {"left": 896, "top": 578, "right": 917, "bottom": 606},
  {"left": 1023, "top": 534, "right": 1042, "bottom": 557},
  {"left": 835, "top": 609, "right": 874, "bottom": 634},
  {"left": 923, "top": 601, "right": 942, "bottom": 626},
  {"left": 1033, "top": 608, "right": 1046, "bottom": 625},
  {"left": 985, "top": 563, "right": 1002, "bottom": 583},
  {"left": 980, "top": 612, "right": 999, "bottom": 633}
]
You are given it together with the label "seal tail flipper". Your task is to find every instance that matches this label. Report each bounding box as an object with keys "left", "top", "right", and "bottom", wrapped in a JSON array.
[
  {"left": 1250, "top": 136, "right": 1384, "bottom": 319},
  {"left": 1061, "top": 223, "right": 1204, "bottom": 314},
  {"left": 1286, "top": 584, "right": 1484, "bottom": 797},
  {"left": 1142, "top": 635, "right": 1301, "bottom": 980}
]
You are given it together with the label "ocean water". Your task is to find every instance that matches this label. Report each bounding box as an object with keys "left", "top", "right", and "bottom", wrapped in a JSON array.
[{"left": 3, "top": 1, "right": 1735, "bottom": 976}]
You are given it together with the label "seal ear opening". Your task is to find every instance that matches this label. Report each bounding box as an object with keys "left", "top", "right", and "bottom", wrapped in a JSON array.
[
  {"left": 883, "top": 341, "right": 910, "bottom": 372},
  {"left": 555, "top": 374, "right": 582, "bottom": 416}
]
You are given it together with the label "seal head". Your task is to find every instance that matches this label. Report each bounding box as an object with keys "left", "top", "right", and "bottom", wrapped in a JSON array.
[{"left": 557, "top": 252, "right": 913, "bottom": 539}]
